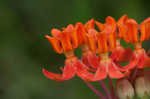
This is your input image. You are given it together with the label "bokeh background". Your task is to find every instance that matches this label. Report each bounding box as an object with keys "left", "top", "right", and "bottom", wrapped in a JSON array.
[{"left": 1, "top": 0, "right": 150, "bottom": 99}]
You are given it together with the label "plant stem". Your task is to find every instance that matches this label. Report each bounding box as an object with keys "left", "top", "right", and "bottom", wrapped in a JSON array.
[
  {"left": 99, "top": 80, "right": 112, "bottom": 99},
  {"left": 108, "top": 77, "right": 116, "bottom": 99},
  {"left": 130, "top": 68, "right": 138, "bottom": 84},
  {"left": 84, "top": 80, "right": 107, "bottom": 99}
]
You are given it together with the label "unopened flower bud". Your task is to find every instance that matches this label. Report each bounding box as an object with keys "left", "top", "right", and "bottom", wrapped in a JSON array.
[
  {"left": 135, "top": 76, "right": 150, "bottom": 98},
  {"left": 116, "top": 79, "right": 135, "bottom": 99}
]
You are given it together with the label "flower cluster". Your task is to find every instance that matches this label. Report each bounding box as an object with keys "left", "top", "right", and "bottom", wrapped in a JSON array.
[
  {"left": 42, "top": 15, "right": 150, "bottom": 98},
  {"left": 42, "top": 15, "right": 150, "bottom": 82}
]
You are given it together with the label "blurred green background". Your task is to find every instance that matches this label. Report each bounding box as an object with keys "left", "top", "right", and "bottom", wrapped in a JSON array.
[{"left": 1, "top": 0, "right": 150, "bottom": 99}]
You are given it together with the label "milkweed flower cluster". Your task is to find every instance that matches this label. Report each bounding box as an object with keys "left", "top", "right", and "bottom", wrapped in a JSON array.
[{"left": 42, "top": 15, "right": 150, "bottom": 99}]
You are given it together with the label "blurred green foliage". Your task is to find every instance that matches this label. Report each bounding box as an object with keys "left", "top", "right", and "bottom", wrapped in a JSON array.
[{"left": 0, "top": 0, "right": 150, "bottom": 99}]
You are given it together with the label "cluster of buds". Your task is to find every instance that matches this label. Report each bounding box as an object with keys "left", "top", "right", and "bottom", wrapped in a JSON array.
[{"left": 42, "top": 15, "right": 150, "bottom": 99}]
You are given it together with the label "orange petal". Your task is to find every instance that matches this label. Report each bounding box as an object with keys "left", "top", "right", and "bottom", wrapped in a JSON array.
[
  {"left": 107, "top": 31, "right": 116, "bottom": 51},
  {"left": 59, "top": 32, "right": 73, "bottom": 52},
  {"left": 65, "top": 24, "right": 78, "bottom": 48},
  {"left": 117, "top": 14, "right": 128, "bottom": 25},
  {"left": 51, "top": 28, "right": 61, "bottom": 39},
  {"left": 65, "top": 24, "right": 74, "bottom": 33},
  {"left": 106, "top": 16, "right": 116, "bottom": 25},
  {"left": 87, "top": 35, "right": 97, "bottom": 53},
  {"left": 117, "top": 15, "right": 128, "bottom": 38},
  {"left": 88, "top": 29, "right": 98, "bottom": 40},
  {"left": 126, "top": 19, "right": 138, "bottom": 43},
  {"left": 140, "top": 17, "right": 150, "bottom": 41},
  {"left": 62, "top": 61, "right": 76, "bottom": 80},
  {"left": 75, "top": 22, "right": 87, "bottom": 45},
  {"left": 45, "top": 35, "right": 63, "bottom": 54},
  {"left": 105, "top": 16, "right": 116, "bottom": 34},
  {"left": 108, "top": 63, "right": 124, "bottom": 79},
  {"left": 95, "top": 21, "right": 104, "bottom": 32},
  {"left": 85, "top": 19, "right": 95, "bottom": 32},
  {"left": 118, "top": 25, "right": 129, "bottom": 42},
  {"left": 71, "top": 29, "right": 78, "bottom": 48},
  {"left": 97, "top": 33, "right": 108, "bottom": 53}
]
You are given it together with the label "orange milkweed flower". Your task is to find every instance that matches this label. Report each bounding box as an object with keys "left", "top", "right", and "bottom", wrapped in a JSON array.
[
  {"left": 42, "top": 24, "right": 89, "bottom": 81},
  {"left": 75, "top": 19, "right": 99, "bottom": 70},
  {"left": 95, "top": 16, "right": 133, "bottom": 68},
  {"left": 95, "top": 16, "right": 132, "bottom": 64},
  {"left": 77, "top": 16, "right": 128, "bottom": 81},
  {"left": 111, "top": 15, "right": 133, "bottom": 63},
  {"left": 120, "top": 16, "right": 150, "bottom": 69}
]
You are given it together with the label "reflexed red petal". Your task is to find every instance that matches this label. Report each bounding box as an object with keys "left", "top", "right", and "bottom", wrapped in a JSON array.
[
  {"left": 98, "top": 56, "right": 101, "bottom": 61},
  {"left": 108, "top": 63, "right": 124, "bottom": 79},
  {"left": 62, "top": 61, "right": 76, "bottom": 80},
  {"left": 87, "top": 52, "right": 99, "bottom": 68},
  {"left": 119, "top": 57, "right": 139, "bottom": 72},
  {"left": 111, "top": 46, "right": 125, "bottom": 62},
  {"left": 82, "top": 51, "right": 99, "bottom": 69},
  {"left": 75, "top": 61, "right": 95, "bottom": 81},
  {"left": 118, "top": 49, "right": 146, "bottom": 71},
  {"left": 93, "top": 64, "right": 107, "bottom": 81},
  {"left": 114, "top": 47, "right": 133, "bottom": 63},
  {"left": 120, "top": 47, "right": 133, "bottom": 62},
  {"left": 42, "top": 68, "right": 63, "bottom": 82},
  {"left": 42, "top": 60, "right": 76, "bottom": 81},
  {"left": 137, "top": 50, "right": 148, "bottom": 69},
  {"left": 143, "top": 57, "right": 150, "bottom": 68},
  {"left": 82, "top": 52, "right": 90, "bottom": 66}
]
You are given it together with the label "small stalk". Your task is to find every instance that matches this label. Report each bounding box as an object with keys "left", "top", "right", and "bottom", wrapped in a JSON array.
[
  {"left": 108, "top": 77, "right": 116, "bottom": 99},
  {"left": 129, "top": 68, "right": 138, "bottom": 84},
  {"left": 84, "top": 80, "right": 107, "bottom": 99},
  {"left": 99, "top": 80, "right": 112, "bottom": 99}
]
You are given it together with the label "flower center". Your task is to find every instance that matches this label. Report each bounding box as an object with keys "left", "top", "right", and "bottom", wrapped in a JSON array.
[
  {"left": 80, "top": 44, "right": 90, "bottom": 53},
  {"left": 64, "top": 50, "right": 75, "bottom": 58},
  {"left": 100, "top": 52, "right": 109, "bottom": 62},
  {"left": 133, "top": 42, "right": 142, "bottom": 50}
]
